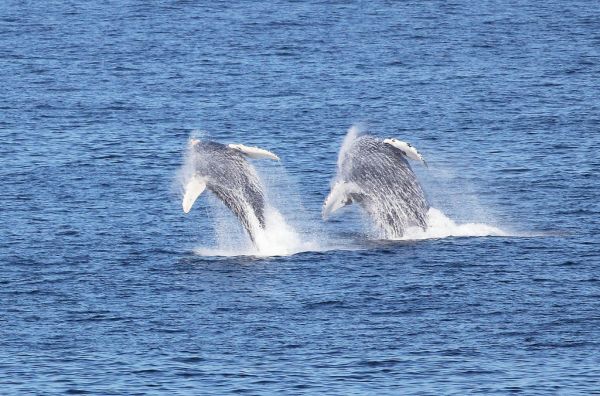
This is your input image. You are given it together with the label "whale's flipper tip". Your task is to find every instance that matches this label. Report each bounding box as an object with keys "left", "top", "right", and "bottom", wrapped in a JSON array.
[
  {"left": 182, "top": 176, "right": 207, "bottom": 213},
  {"left": 228, "top": 143, "right": 279, "bottom": 161},
  {"left": 383, "top": 138, "right": 427, "bottom": 166}
]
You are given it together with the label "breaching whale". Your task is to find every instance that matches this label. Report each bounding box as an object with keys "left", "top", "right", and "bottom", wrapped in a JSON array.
[
  {"left": 182, "top": 139, "right": 279, "bottom": 243},
  {"left": 322, "top": 133, "right": 429, "bottom": 238}
]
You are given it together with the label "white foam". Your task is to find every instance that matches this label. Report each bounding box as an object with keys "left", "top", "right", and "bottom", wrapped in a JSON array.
[
  {"left": 192, "top": 206, "right": 511, "bottom": 257},
  {"left": 399, "top": 207, "right": 508, "bottom": 240}
]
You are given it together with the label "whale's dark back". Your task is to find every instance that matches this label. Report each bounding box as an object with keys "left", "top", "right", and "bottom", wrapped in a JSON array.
[
  {"left": 192, "top": 141, "right": 266, "bottom": 241},
  {"left": 341, "top": 135, "right": 429, "bottom": 238}
]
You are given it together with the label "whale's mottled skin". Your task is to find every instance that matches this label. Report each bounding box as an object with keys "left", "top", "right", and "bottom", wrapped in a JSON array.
[
  {"left": 323, "top": 135, "right": 429, "bottom": 238},
  {"left": 183, "top": 140, "right": 274, "bottom": 243}
]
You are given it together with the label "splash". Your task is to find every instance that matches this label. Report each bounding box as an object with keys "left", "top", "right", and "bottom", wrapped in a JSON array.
[
  {"left": 399, "top": 207, "right": 507, "bottom": 240},
  {"left": 195, "top": 206, "right": 321, "bottom": 257}
]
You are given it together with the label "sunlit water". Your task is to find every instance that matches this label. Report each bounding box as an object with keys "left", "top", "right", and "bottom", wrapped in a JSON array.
[{"left": 1, "top": 0, "right": 600, "bottom": 394}]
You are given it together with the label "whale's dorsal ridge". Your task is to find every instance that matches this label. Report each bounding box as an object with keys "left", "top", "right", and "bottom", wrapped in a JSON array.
[
  {"left": 228, "top": 143, "right": 280, "bottom": 161},
  {"left": 383, "top": 138, "right": 427, "bottom": 167},
  {"left": 182, "top": 175, "right": 207, "bottom": 213}
]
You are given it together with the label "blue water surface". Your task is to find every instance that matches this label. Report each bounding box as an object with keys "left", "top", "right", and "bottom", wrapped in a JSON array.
[{"left": 1, "top": 0, "right": 600, "bottom": 394}]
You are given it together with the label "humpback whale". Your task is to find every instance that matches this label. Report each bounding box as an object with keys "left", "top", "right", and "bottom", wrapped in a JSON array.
[
  {"left": 182, "top": 139, "right": 279, "bottom": 243},
  {"left": 323, "top": 133, "right": 429, "bottom": 238}
]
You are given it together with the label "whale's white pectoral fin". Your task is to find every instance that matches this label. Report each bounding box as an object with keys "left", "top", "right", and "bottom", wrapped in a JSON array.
[
  {"left": 322, "top": 182, "right": 356, "bottom": 219},
  {"left": 182, "top": 176, "right": 207, "bottom": 213},
  {"left": 383, "top": 138, "right": 427, "bottom": 166},
  {"left": 228, "top": 144, "right": 280, "bottom": 161}
]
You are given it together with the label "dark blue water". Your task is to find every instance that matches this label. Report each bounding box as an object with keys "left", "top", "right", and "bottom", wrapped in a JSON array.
[{"left": 2, "top": 1, "right": 600, "bottom": 394}]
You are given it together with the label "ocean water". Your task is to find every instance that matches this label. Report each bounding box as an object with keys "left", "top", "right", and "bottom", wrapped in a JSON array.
[{"left": 2, "top": 0, "right": 600, "bottom": 394}]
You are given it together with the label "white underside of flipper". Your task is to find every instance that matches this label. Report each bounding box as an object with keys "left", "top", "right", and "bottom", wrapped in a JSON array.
[
  {"left": 322, "top": 181, "right": 359, "bottom": 219},
  {"left": 182, "top": 176, "right": 207, "bottom": 213},
  {"left": 383, "top": 138, "right": 427, "bottom": 166},
  {"left": 228, "top": 144, "right": 280, "bottom": 161}
]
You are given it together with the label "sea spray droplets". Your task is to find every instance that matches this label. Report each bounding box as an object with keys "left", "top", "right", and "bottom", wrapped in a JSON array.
[{"left": 337, "top": 124, "right": 364, "bottom": 173}]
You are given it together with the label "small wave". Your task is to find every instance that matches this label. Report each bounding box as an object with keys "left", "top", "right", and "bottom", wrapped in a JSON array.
[{"left": 194, "top": 242, "right": 359, "bottom": 258}]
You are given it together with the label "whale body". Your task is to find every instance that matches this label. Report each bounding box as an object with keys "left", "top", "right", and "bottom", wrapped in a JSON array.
[
  {"left": 323, "top": 134, "right": 429, "bottom": 238},
  {"left": 182, "top": 139, "right": 278, "bottom": 243}
]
